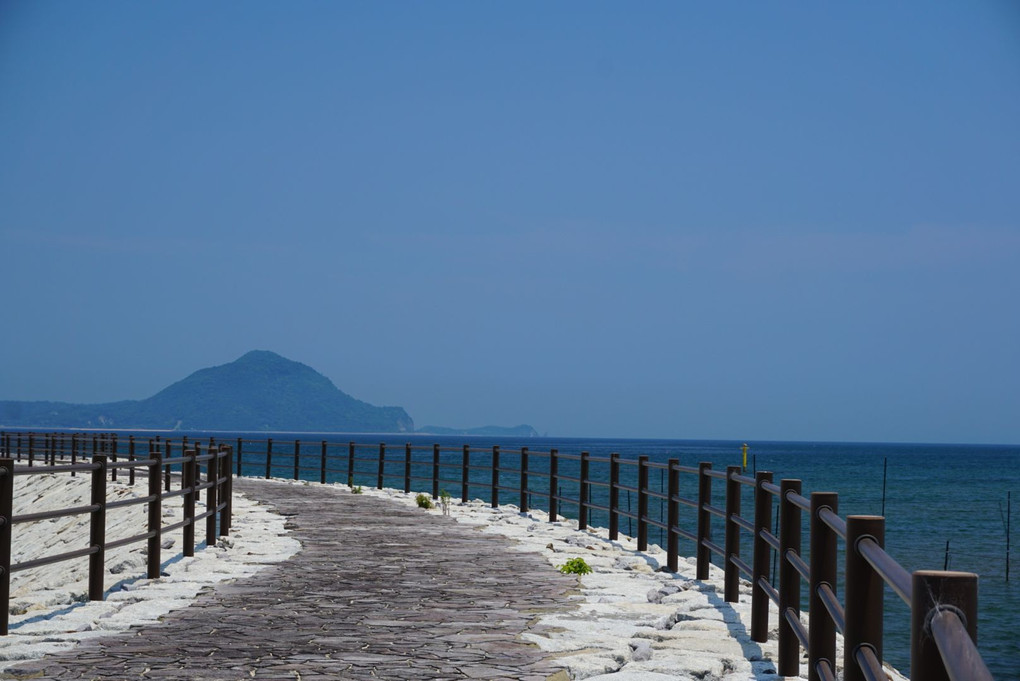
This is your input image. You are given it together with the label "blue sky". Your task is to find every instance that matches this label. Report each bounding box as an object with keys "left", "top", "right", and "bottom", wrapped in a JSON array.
[{"left": 2, "top": 2, "right": 1018, "bottom": 443}]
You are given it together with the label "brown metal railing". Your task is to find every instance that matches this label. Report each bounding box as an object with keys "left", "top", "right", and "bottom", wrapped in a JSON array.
[
  {"left": 0, "top": 436, "right": 233, "bottom": 636},
  {"left": 0, "top": 432, "right": 995, "bottom": 679}
]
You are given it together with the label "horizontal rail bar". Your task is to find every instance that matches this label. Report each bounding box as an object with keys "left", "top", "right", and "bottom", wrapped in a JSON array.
[
  {"left": 732, "top": 473, "right": 756, "bottom": 486},
  {"left": 13, "top": 503, "right": 99, "bottom": 524},
  {"left": 106, "top": 529, "right": 158, "bottom": 551},
  {"left": 106, "top": 494, "right": 157, "bottom": 511},
  {"left": 818, "top": 506, "right": 847, "bottom": 540},
  {"left": 786, "top": 491, "right": 810, "bottom": 511},
  {"left": 732, "top": 515, "right": 754, "bottom": 533},
  {"left": 702, "top": 537, "right": 724, "bottom": 556},
  {"left": 857, "top": 537, "right": 911, "bottom": 605},
  {"left": 704, "top": 503, "right": 726, "bottom": 519},
  {"left": 758, "top": 576, "right": 779, "bottom": 606},
  {"left": 817, "top": 582, "right": 845, "bottom": 633},
  {"left": 730, "top": 554, "right": 752, "bottom": 578},
  {"left": 786, "top": 549, "right": 810, "bottom": 582},
  {"left": 13, "top": 462, "right": 98, "bottom": 476},
  {"left": 11, "top": 544, "right": 99, "bottom": 573},
  {"left": 929, "top": 608, "right": 995, "bottom": 681},
  {"left": 761, "top": 529, "right": 779, "bottom": 551},
  {"left": 761, "top": 481, "right": 781, "bottom": 496},
  {"left": 675, "top": 527, "right": 697, "bottom": 543},
  {"left": 784, "top": 607, "right": 809, "bottom": 649},
  {"left": 704, "top": 469, "right": 727, "bottom": 480},
  {"left": 854, "top": 645, "right": 888, "bottom": 681}
]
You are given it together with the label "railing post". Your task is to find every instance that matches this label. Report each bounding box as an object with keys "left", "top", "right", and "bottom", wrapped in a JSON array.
[
  {"left": 724, "top": 465, "right": 742, "bottom": 603},
  {"left": 377, "top": 443, "right": 385, "bottom": 490},
  {"left": 220, "top": 445, "right": 232, "bottom": 535},
  {"left": 71, "top": 434, "right": 77, "bottom": 475},
  {"left": 696, "top": 462, "right": 712, "bottom": 580},
  {"left": 236, "top": 438, "right": 243, "bottom": 477},
  {"left": 164, "top": 439, "right": 171, "bottom": 492},
  {"left": 844, "top": 515, "right": 884, "bottom": 681},
  {"left": 637, "top": 455, "right": 649, "bottom": 551},
  {"left": 128, "top": 435, "right": 136, "bottom": 486},
  {"left": 347, "top": 441, "right": 355, "bottom": 486},
  {"left": 265, "top": 438, "right": 273, "bottom": 480},
  {"left": 28, "top": 433, "right": 34, "bottom": 467},
  {"left": 911, "top": 570, "right": 979, "bottom": 681},
  {"left": 0, "top": 458, "right": 14, "bottom": 635},
  {"left": 578, "top": 451, "right": 590, "bottom": 530},
  {"left": 751, "top": 470, "right": 774, "bottom": 643},
  {"left": 110, "top": 434, "right": 118, "bottom": 482},
  {"left": 491, "top": 446, "right": 500, "bottom": 508},
  {"left": 461, "top": 445, "right": 470, "bottom": 502},
  {"left": 404, "top": 443, "right": 412, "bottom": 494},
  {"left": 431, "top": 444, "right": 440, "bottom": 500},
  {"left": 148, "top": 441, "right": 162, "bottom": 578},
  {"left": 809, "top": 491, "right": 838, "bottom": 681},
  {"left": 320, "top": 441, "right": 327, "bottom": 485},
  {"left": 183, "top": 449, "right": 196, "bottom": 558},
  {"left": 609, "top": 453, "right": 620, "bottom": 540},
  {"left": 667, "top": 458, "right": 680, "bottom": 572},
  {"left": 778, "top": 478, "right": 803, "bottom": 678},
  {"left": 548, "top": 448, "right": 559, "bottom": 522},
  {"left": 293, "top": 439, "right": 300, "bottom": 481},
  {"left": 206, "top": 447, "right": 219, "bottom": 547},
  {"left": 519, "top": 446, "right": 529, "bottom": 513},
  {"left": 89, "top": 454, "right": 108, "bottom": 601}
]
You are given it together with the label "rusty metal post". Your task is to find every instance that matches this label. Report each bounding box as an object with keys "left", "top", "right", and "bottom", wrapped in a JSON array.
[
  {"left": 609, "top": 453, "right": 620, "bottom": 540},
  {"left": 911, "top": 570, "right": 980, "bottom": 681},
  {"left": 519, "top": 447, "right": 529, "bottom": 512},
  {"left": 491, "top": 446, "right": 500, "bottom": 507},
  {"left": 725, "top": 465, "right": 742, "bottom": 603},
  {"left": 778, "top": 479, "right": 803, "bottom": 678},
  {"left": 376, "top": 442, "right": 385, "bottom": 490},
  {"left": 206, "top": 447, "right": 218, "bottom": 546},
  {"left": 667, "top": 458, "right": 680, "bottom": 572},
  {"left": 265, "top": 438, "right": 273, "bottom": 480},
  {"left": 183, "top": 450, "right": 196, "bottom": 558},
  {"left": 461, "top": 445, "right": 470, "bottom": 502},
  {"left": 578, "top": 451, "right": 590, "bottom": 530},
  {"left": 148, "top": 441, "right": 162, "bottom": 578},
  {"left": 320, "top": 441, "right": 327, "bottom": 485},
  {"left": 751, "top": 470, "right": 774, "bottom": 643},
  {"left": 71, "top": 434, "right": 77, "bottom": 475},
  {"left": 637, "top": 455, "right": 650, "bottom": 551},
  {"left": 809, "top": 491, "right": 838, "bottom": 681},
  {"left": 89, "top": 454, "right": 108, "bottom": 601},
  {"left": 28, "top": 433, "right": 34, "bottom": 467},
  {"left": 164, "top": 439, "right": 172, "bottom": 492},
  {"left": 404, "top": 443, "right": 412, "bottom": 494},
  {"left": 293, "top": 439, "right": 300, "bottom": 481},
  {"left": 696, "top": 462, "right": 712, "bottom": 580},
  {"left": 844, "top": 515, "right": 885, "bottom": 681},
  {"left": 0, "top": 458, "right": 14, "bottom": 635},
  {"left": 110, "top": 434, "right": 118, "bottom": 482},
  {"left": 432, "top": 444, "right": 440, "bottom": 500},
  {"left": 236, "top": 438, "right": 243, "bottom": 477},
  {"left": 548, "top": 449, "right": 559, "bottom": 522}
]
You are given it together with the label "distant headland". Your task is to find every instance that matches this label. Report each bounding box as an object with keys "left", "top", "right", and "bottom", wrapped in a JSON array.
[{"left": 0, "top": 351, "right": 536, "bottom": 436}]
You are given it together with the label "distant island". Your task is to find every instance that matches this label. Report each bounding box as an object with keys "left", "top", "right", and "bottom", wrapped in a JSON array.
[
  {"left": 0, "top": 351, "right": 536, "bottom": 437},
  {"left": 416, "top": 424, "right": 539, "bottom": 438},
  {"left": 0, "top": 351, "right": 412, "bottom": 432}
]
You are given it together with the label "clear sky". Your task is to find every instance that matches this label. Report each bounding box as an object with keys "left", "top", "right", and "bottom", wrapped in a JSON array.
[{"left": 2, "top": 2, "right": 1018, "bottom": 444}]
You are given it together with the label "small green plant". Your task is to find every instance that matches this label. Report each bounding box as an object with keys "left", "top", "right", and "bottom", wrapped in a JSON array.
[
  {"left": 415, "top": 493, "right": 434, "bottom": 509},
  {"left": 439, "top": 489, "right": 452, "bottom": 516},
  {"left": 351, "top": 485, "right": 363, "bottom": 494},
  {"left": 558, "top": 557, "right": 592, "bottom": 575}
]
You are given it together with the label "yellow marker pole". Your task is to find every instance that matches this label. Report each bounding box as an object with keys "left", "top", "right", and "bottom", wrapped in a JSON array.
[{"left": 742, "top": 443, "right": 748, "bottom": 471}]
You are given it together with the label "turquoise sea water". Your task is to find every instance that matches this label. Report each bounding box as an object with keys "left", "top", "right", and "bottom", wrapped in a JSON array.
[{"left": 5, "top": 431, "right": 1017, "bottom": 678}]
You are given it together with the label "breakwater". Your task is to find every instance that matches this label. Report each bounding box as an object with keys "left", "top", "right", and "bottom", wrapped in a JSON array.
[{"left": 1, "top": 431, "right": 1010, "bottom": 680}]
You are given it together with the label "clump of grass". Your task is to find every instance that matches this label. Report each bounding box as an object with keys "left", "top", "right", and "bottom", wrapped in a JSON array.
[
  {"left": 439, "top": 489, "right": 452, "bottom": 516},
  {"left": 557, "top": 557, "right": 592, "bottom": 575},
  {"left": 351, "top": 485, "right": 363, "bottom": 495},
  {"left": 415, "top": 493, "right": 434, "bottom": 509}
]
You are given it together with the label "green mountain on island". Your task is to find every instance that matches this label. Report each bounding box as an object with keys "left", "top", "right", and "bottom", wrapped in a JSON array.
[{"left": 0, "top": 351, "right": 414, "bottom": 433}]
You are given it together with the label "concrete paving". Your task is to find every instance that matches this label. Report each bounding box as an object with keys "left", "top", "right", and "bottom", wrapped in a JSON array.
[{"left": 1, "top": 478, "right": 578, "bottom": 680}]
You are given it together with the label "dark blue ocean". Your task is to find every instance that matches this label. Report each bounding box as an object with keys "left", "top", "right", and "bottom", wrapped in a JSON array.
[{"left": 7, "top": 431, "right": 1018, "bottom": 678}]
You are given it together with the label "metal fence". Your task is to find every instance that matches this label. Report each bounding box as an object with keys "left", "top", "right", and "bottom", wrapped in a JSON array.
[
  {"left": 0, "top": 433, "right": 233, "bottom": 636},
  {"left": 0, "top": 432, "right": 994, "bottom": 680}
]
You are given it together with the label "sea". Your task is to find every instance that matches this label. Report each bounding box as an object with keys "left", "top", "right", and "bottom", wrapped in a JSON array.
[{"left": 4, "top": 430, "right": 1018, "bottom": 678}]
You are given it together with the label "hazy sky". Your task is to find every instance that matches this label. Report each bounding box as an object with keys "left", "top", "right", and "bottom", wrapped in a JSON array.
[{"left": 2, "top": 2, "right": 1018, "bottom": 444}]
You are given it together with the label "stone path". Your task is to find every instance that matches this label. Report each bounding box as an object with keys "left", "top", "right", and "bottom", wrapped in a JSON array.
[{"left": 2, "top": 479, "right": 578, "bottom": 680}]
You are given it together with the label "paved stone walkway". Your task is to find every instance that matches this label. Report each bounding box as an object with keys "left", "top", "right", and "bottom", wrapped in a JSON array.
[{"left": 3, "top": 479, "right": 578, "bottom": 680}]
